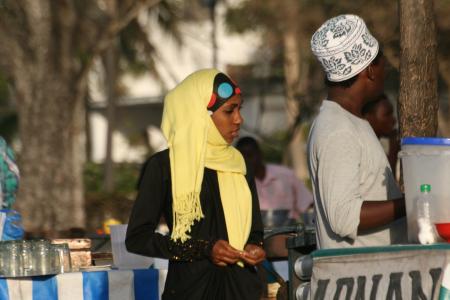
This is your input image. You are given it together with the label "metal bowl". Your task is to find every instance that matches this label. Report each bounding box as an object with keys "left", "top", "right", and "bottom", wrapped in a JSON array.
[{"left": 260, "top": 209, "right": 291, "bottom": 228}]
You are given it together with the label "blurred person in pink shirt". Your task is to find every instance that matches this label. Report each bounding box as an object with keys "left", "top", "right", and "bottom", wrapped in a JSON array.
[{"left": 236, "top": 136, "right": 314, "bottom": 226}]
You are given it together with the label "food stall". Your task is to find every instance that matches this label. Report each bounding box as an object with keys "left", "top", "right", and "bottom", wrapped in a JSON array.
[
  {"left": 267, "top": 227, "right": 450, "bottom": 300},
  {"left": 270, "top": 138, "right": 450, "bottom": 300},
  {"left": 0, "top": 230, "right": 167, "bottom": 300}
]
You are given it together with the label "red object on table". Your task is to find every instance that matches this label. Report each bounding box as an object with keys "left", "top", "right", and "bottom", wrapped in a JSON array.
[{"left": 435, "top": 223, "right": 450, "bottom": 242}]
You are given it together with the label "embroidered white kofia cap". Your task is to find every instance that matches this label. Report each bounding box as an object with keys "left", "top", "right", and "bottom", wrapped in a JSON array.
[{"left": 311, "top": 14, "right": 379, "bottom": 82}]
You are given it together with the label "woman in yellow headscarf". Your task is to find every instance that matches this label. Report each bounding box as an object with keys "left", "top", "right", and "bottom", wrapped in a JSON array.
[{"left": 126, "top": 69, "right": 265, "bottom": 299}]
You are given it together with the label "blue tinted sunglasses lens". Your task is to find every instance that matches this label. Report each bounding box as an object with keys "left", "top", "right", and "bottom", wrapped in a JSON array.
[{"left": 218, "top": 82, "right": 233, "bottom": 99}]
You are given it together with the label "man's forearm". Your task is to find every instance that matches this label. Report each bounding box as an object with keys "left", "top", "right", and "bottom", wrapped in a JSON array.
[{"left": 358, "top": 197, "right": 405, "bottom": 231}]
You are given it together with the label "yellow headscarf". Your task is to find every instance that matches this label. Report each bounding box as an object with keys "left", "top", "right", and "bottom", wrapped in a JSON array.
[{"left": 161, "top": 69, "right": 252, "bottom": 252}]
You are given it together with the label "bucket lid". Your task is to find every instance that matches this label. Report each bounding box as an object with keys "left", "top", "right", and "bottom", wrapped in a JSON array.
[{"left": 402, "top": 137, "right": 450, "bottom": 146}]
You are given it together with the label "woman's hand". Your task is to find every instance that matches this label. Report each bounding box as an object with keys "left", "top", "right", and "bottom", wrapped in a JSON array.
[
  {"left": 211, "top": 240, "right": 242, "bottom": 267},
  {"left": 240, "top": 244, "right": 266, "bottom": 266}
]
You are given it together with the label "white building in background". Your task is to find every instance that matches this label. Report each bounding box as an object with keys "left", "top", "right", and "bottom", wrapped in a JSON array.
[{"left": 89, "top": 3, "right": 288, "bottom": 163}]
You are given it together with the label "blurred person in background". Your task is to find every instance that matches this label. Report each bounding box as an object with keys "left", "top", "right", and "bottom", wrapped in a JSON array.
[
  {"left": 0, "top": 136, "right": 23, "bottom": 240},
  {"left": 237, "top": 136, "right": 314, "bottom": 288},
  {"left": 362, "top": 93, "right": 400, "bottom": 176},
  {"left": 236, "top": 136, "right": 313, "bottom": 227},
  {"left": 0, "top": 137, "right": 19, "bottom": 210},
  {"left": 126, "top": 69, "right": 265, "bottom": 300},
  {"left": 307, "top": 14, "right": 406, "bottom": 249}
]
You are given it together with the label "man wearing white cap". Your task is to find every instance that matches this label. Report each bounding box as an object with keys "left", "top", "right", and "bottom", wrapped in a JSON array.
[{"left": 307, "top": 15, "right": 406, "bottom": 249}]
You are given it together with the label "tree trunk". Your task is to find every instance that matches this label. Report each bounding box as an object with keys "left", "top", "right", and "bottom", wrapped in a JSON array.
[
  {"left": 398, "top": 0, "right": 438, "bottom": 137},
  {"left": 281, "top": 15, "right": 300, "bottom": 126},
  {"left": 280, "top": 0, "right": 310, "bottom": 181},
  {"left": 0, "top": 0, "right": 162, "bottom": 235},
  {"left": 15, "top": 74, "right": 86, "bottom": 234},
  {"left": 85, "top": 93, "right": 93, "bottom": 162},
  {"left": 103, "top": 44, "right": 119, "bottom": 193}
]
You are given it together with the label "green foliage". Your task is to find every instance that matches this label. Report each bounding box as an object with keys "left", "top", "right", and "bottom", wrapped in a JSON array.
[
  {"left": 259, "top": 130, "right": 290, "bottom": 164},
  {"left": 224, "top": 1, "right": 279, "bottom": 34},
  {"left": 118, "top": 0, "right": 181, "bottom": 78},
  {"left": 119, "top": 19, "right": 157, "bottom": 76},
  {"left": 84, "top": 162, "right": 141, "bottom": 195},
  {"left": 177, "top": 0, "right": 213, "bottom": 22},
  {"left": 83, "top": 162, "right": 143, "bottom": 229},
  {"left": 0, "top": 114, "right": 17, "bottom": 143},
  {"left": 84, "top": 162, "right": 104, "bottom": 193},
  {"left": 0, "top": 72, "right": 9, "bottom": 101},
  {"left": 114, "top": 163, "right": 142, "bottom": 194},
  {"left": 258, "top": 122, "right": 313, "bottom": 165}
]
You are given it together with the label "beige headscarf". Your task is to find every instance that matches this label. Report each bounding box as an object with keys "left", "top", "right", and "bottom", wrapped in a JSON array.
[{"left": 161, "top": 69, "right": 252, "bottom": 252}]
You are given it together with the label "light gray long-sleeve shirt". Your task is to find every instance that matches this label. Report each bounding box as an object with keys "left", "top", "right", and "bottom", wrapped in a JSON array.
[{"left": 307, "top": 100, "right": 406, "bottom": 249}]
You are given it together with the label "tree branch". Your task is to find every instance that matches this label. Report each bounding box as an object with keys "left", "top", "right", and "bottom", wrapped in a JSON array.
[
  {"left": 0, "top": 28, "right": 16, "bottom": 74},
  {"left": 0, "top": 1, "right": 32, "bottom": 74},
  {"left": 76, "top": 0, "right": 161, "bottom": 88},
  {"left": 50, "top": 0, "right": 77, "bottom": 76}
]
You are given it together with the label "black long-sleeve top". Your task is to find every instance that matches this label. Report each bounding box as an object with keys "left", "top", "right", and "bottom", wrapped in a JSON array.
[{"left": 126, "top": 149, "right": 264, "bottom": 300}]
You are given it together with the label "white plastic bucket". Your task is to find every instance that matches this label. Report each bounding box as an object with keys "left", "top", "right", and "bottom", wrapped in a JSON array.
[
  {"left": 400, "top": 137, "right": 450, "bottom": 242},
  {"left": 110, "top": 224, "right": 153, "bottom": 270}
]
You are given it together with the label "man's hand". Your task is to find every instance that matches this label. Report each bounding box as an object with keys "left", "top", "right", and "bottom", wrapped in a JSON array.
[
  {"left": 211, "top": 240, "right": 242, "bottom": 267},
  {"left": 240, "top": 244, "right": 266, "bottom": 266}
]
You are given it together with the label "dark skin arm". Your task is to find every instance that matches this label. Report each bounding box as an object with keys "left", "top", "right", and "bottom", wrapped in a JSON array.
[{"left": 358, "top": 196, "right": 405, "bottom": 231}]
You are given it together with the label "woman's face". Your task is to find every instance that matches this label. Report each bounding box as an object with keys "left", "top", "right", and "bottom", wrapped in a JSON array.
[{"left": 211, "top": 94, "right": 243, "bottom": 144}]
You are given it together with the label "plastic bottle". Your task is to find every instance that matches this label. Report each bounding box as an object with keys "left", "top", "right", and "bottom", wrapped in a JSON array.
[{"left": 416, "top": 184, "right": 437, "bottom": 244}]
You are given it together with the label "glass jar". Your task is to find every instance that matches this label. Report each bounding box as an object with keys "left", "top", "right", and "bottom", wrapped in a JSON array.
[
  {"left": 32, "top": 239, "right": 54, "bottom": 275},
  {"left": 52, "top": 243, "right": 72, "bottom": 274},
  {"left": 0, "top": 242, "right": 5, "bottom": 276},
  {"left": 20, "top": 240, "right": 33, "bottom": 276},
  {"left": 3, "top": 240, "right": 23, "bottom": 277}
]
